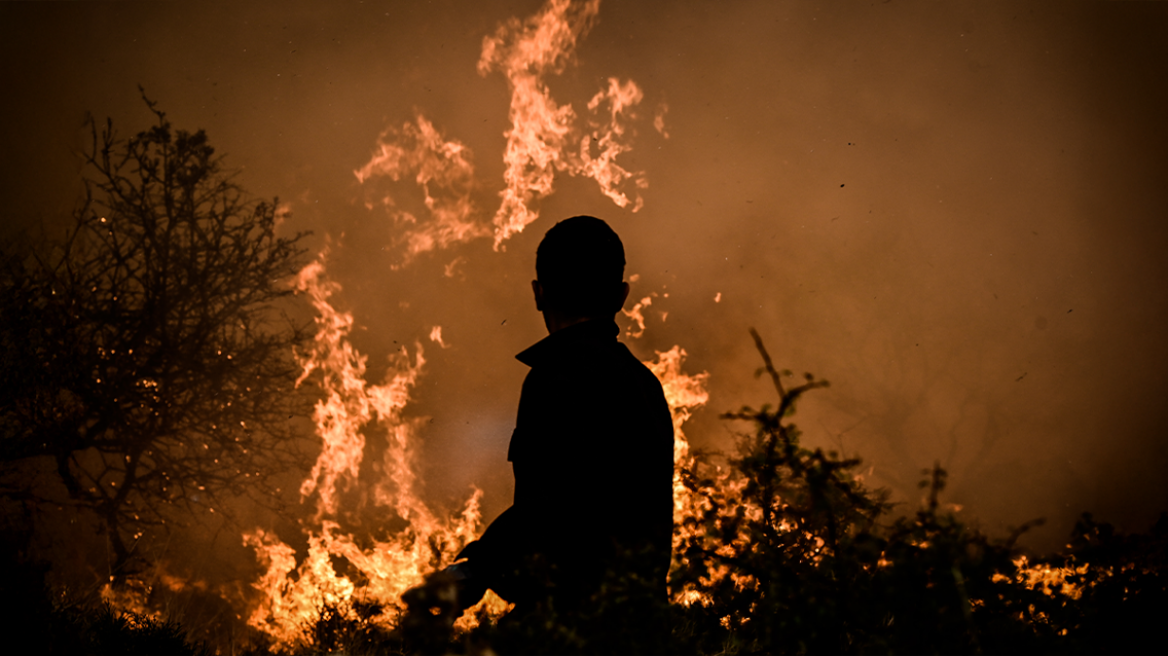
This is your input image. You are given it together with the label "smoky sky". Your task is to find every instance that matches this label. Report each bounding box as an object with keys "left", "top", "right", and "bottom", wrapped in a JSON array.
[{"left": 3, "top": 0, "right": 1167, "bottom": 553}]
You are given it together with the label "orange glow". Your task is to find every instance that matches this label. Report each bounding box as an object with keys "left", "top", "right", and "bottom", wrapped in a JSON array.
[
  {"left": 478, "top": 0, "right": 648, "bottom": 246},
  {"left": 1000, "top": 555, "right": 1095, "bottom": 601},
  {"left": 242, "top": 258, "right": 712, "bottom": 647},
  {"left": 241, "top": 1, "right": 668, "bottom": 646},
  {"left": 622, "top": 294, "right": 655, "bottom": 338},
  {"left": 355, "top": 0, "right": 654, "bottom": 260},
  {"left": 242, "top": 257, "right": 492, "bottom": 650},
  {"left": 641, "top": 345, "right": 722, "bottom": 604},
  {"left": 354, "top": 115, "right": 485, "bottom": 266}
]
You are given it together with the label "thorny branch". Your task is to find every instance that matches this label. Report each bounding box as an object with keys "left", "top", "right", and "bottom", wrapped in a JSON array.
[{"left": 0, "top": 93, "right": 313, "bottom": 582}]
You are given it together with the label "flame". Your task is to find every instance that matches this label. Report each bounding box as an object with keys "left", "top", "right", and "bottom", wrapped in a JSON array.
[
  {"left": 622, "top": 294, "right": 654, "bottom": 338},
  {"left": 581, "top": 77, "right": 647, "bottom": 212},
  {"left": 429, "top": 325, "right": 449, "bottom": 349},
  {"left": 243, "top": 258, "right": 491, "bottom": 650},
  {"left": 354, "top": 0, "right": 657, "bottom": 261},
  {"left": 653, "top": 103, "right": 670, "bottom": 139},
  {"left": 1000, "top": 555, "right": 1096, "bottom": 601},
  {"left": 355, "top": 114, "right": 487, "bottom": 265},
  {"left": 246, "top": 263, "right": 712, "bottom": 648},
  {"left": 240, "top": 1, "right": 666, "bottom": 646},
  {"left": 479, "top": 0, "right": 649, "bottom": 246},
  {"left": 641, "top": 345, "right": 715, "bottom": 600},
  {"left": 100, "top": 580, "right": 165, "bottom": 623}
]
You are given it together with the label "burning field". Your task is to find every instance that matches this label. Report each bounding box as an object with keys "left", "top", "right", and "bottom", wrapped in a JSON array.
[{"left": 2, "top": 0, "right": 1167, "bottom": 654}]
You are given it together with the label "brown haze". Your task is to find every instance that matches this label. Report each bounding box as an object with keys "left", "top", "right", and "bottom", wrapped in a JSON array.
[{"left": 3, "top": 0, "right": 1167, "bottom": 566}]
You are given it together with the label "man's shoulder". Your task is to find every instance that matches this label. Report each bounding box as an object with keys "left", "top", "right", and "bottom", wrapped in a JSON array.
[
  {"left": 525, "top": 339, "right": 657, "bottom": 382},
  {"left": 616, "top": 343, "right": 668, "bottom": 392},
  {"left": 517, "top": 341, "right": 666, "bottom": 411}
]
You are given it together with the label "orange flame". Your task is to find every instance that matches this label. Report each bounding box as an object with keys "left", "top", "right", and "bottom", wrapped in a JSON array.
[
  {"left": 622, "top": 293, "right": 657, "bottom": 338},
  {"left": 355, "top": 114, "right": 486, "bottom": 266},
  {"left": 246, "top": 261, "right": 712, "bottom": 647},
  {"left": 244, "top": 2, "right": 668, "bottom": 646},
  {"left": 641, "top": 345, "right": 715, "bottom": 598},
  {"left": 479, "top": 0, "right": 649, "bottom": 246},
  {"left": 354, "top": 0, "right": 657, "bottom": 262},
  {"left": 243, "top": 257, "right": 490, "bottom": 649}
]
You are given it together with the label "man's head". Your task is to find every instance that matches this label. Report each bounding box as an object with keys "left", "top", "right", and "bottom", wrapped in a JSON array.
[{"left": 533, "top": 216, "right": 630, "bottom": 331}]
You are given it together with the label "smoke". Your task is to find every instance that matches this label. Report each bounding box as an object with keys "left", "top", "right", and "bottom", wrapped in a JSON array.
[{"left": 3, "top": 0, "right": 1168, "bottom": 604}]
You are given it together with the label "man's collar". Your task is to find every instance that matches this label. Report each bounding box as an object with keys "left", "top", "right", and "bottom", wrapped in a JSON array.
[{"left": 516, "top": 319, "right": 620, "bottom": 367}]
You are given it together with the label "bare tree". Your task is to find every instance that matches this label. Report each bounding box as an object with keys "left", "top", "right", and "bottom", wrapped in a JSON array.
[{"left": 0, "top": 93, "right": 310, "bottom": 581}]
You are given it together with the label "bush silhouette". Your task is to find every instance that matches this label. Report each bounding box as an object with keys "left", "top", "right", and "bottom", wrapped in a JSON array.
[{"left": 8, "top": 331, "right": 1165, "bottom": 654}]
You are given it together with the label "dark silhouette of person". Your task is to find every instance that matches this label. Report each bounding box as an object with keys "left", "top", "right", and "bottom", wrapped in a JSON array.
[{"left": 448, "top": 215, "right": 675, "bottom": 620}]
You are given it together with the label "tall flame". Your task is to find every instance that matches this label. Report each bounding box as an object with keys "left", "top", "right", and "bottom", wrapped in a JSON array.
[
  {"left": 243, "top": 1, "right": 671, "bottom": 647},
  {"left": 244, "top": 257, "right": 711, "bottom": 648},
  {"left": 242, "top": 257, "right": 494, "bottom": 649},
  {"left": 479, "top": 0, "right": 648, "bottom": 246},
  {"left": 354, "top": 0, "right": 657, "bottom": 262},
  {"left": 642, "top": 345, "right": 712, "bottom": 591}
]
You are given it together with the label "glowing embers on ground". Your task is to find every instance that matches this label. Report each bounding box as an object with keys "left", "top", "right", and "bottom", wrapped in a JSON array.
[
  {"left": 241, "top": 258, "right": 502, "bottom": 649},
  {"left": 244, "top": 0, "right": 667, "bottom": 644},
  {"left": 999, "top": 555, "right": 1095, "bottom": 601}
]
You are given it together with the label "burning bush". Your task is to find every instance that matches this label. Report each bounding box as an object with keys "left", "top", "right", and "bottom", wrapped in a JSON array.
[
  {"left": 376, "top": 329, "right": 1162, "bottom": 655},
  {"left": 6, "top": 317, "right": 1165, "bottom": 654},
  {"left": 252, "top": 330, "right": 1164, "bottom": 655}
]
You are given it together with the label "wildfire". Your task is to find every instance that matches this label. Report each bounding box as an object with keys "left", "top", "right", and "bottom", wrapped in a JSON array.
[
  {"left": 355, "top": 1, "right": 654, "bottom": 263},
  {"left": 239, "top": 261, "right": 710, "bottom": 648},
  {"left": 242, "top": 258, "right": 494, "bottom": 649},
  {"left": 240, "top": 0, "right": 672, "bottom": 647},
  {"left": 642, "top": 345, "right": 730, "bottom": 606},
  {"left": 480, "top": 0, "right": 648, "bottom": 246}
]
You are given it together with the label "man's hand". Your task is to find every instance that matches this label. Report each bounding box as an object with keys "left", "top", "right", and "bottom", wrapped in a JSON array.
[
  {"left": 402, "top": 560, "right": 487, "bottom": 620},
  {"left": 399, "top": 564, "right": 482, "bottom": 653}
]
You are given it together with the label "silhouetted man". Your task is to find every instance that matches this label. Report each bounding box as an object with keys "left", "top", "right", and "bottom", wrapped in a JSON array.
[{"left": 451, "top": 216, "right": 675, "bottom": 619}]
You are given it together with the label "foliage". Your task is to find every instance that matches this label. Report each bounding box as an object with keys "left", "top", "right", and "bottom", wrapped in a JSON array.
[
  {"left": 242, "top": 330, "right": 1163, "bottom": 655},
  {"left": 5, "top": 315, "right": 1165, "bottom": 653},
  {"left": 665, "top": 331, "right": 1164, "bottom": 654},
  {"left": 663, "top": 331, "right": 1165, "bottom": 655},
  {"left": 0, "top": 528, "right": 206, "bottom": 656},
  {"left": 0, "top": 92, "right": 310, "bottom": 582}
]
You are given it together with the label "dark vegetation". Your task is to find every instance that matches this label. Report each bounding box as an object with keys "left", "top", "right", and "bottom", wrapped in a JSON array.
[
  {"left": 4, "top": 328, "right": 1162, "bottom": 655},
  {"left": 0, "top": 92, "right": 310, "bottom": 644},
  {"left": 1, "top": 103, "right": 1164, "bottom": 654}
]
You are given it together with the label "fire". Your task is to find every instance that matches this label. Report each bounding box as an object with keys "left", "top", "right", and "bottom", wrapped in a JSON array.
[
  {"left": 478, "top": 0, "right": 648, "bottom": 246},
  {"left": 242, "top": 258, "right": 493, "bottom": 649},
  {"left": 622, "top": 294, "right": 655, "bottom": 338},
  {"left": 242, "top": 261, "right": 709, "bottom": 648},
  {"left": 240, "top": 0, "right": 670, "bottom": 647},
  {"left": 641, "top": 345, "right": 722, "bottom": 604},
  {"left": 354, "top": 114, "right": 485, "bottom": 267},
  {"left": 243, "top": 255, "right": 712, "bottom": 648},
  {"left": 356, "top": 1, "right": 654, "bottom": 261},
  {"left": 643, "top": 346, "right": 709, "bottom": 508},
  {"left": 1000, "top": 555, "right": 1095, "bottom": 600}
]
